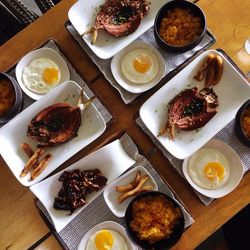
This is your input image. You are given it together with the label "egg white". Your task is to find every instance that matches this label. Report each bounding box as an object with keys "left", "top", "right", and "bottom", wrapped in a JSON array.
[
  {"left": 22, "top": 57, "right": 61, "bottom": 94},
  {"left": 187, "top": 148, "right": 230, "bottom": 190},
  {"left": 121, "top": 49, "right": 159, "bottom": 84},
  {"left": 86, "top": 229, "right": 128, "bottom": 250}
]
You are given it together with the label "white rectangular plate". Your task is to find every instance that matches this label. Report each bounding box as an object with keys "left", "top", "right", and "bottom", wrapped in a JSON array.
[
  {"left": 140, "top": 49, "right": 250, "bottom": 159},
  {"left": 68, "top": 0, "right": 169, "bottom": 59},
  {"left": 0, "top": 81, "right": 106, "bottom": 186},
  {"left": 30, "top": 139, "right": 136, "bottom": 232}
]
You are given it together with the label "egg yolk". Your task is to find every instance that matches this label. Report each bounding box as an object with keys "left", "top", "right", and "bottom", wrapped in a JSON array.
[
  {"left": 204, "top": 162, "right": 225, "bottom": 181},
  {"left": 43, "top": 67, "right": 59, "bottom": 84},
  {"left": 94, "top": 230, "right": 114, "bottom": 250},
  {"left": 133, "top": 54, "right": 152, "bottom": 73}
]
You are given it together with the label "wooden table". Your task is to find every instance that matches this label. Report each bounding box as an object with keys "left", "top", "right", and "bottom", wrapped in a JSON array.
[{"left": 0, "top": 0, "right": 249, "bottom": 249}]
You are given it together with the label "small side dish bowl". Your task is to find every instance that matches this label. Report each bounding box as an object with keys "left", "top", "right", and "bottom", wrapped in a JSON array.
[
  {"left": 0, "top": 72, "right": 23, "bottom": 125},
  {"left": 125, "top": 191, "right": 184, "bottom": 250},
  {"left": 182, "top": 139, "right": 244, "bottom": 199},
  {"left": 15, "top": 47, "right": 70, "bottom": 100},
  {"left": 103, "top": 165, "right": 158, "bottom": 217},
  {"left": 154, "top": 0, "right": 207, "bottom": 52},
  {"left": 234, "top": 99, "right": 250, "bottom": 147}
]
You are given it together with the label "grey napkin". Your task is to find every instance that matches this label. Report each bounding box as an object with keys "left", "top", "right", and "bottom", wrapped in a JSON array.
[
  {"left": 37, "top": 133, "right": 194, "bottom": 250},
  {"left": 66, "top": 22, "right": 215, "bottom": 104}
]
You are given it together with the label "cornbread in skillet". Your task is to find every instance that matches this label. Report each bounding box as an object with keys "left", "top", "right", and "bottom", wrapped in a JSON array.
[
  {"left": 159, "top": 8, "right": 202, "bottom": 46},
  {"left": 0, "top": 77, "right": 16, "bottom": 118},
  {"left": 130, "top": 194, "right": 182, "bottom": 243}
]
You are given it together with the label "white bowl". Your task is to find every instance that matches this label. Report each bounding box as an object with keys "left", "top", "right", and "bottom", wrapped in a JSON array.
[
  {"left": 103, "top": 166, "right": 158, "bottom": 217},
  {"left": 111, "top": 41, "right": 166, "bottom": 93},
  {"left": 15, "top": 47, "right": 70, "bottom": 100},
  {"left": 182, "top": 139, "right": 244, "bottom": 198},
  {"left": 78, "top": 221, "right": 137, "bottom": 250}
]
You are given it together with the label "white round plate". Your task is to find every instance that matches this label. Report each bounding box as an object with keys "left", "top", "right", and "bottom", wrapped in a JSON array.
[
  {"left": 15, "top": 47, "right": 70, "bottom": 100},
  {"left": 78, "top": 221, "right": 137, "bottom": 250},
  {"left": 182, "top": 139, "right": 244, "bottom": 199},
  {"left": 111, "top": 41, "right": 166, "bottom": 93}
]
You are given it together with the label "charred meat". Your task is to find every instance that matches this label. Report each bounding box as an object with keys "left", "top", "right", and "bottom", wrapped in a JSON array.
[
  {"left": 53, "top": 169, "right": 107, "bottom": 213},
  {"left": 83, "top": 0, "right": 151, "bottom": 44},
  {"left": 164, "top": 87, "right": 219, "bottom": 140},
  {"left": 27, "top": 103, "right": 81, "bottom": 147}
]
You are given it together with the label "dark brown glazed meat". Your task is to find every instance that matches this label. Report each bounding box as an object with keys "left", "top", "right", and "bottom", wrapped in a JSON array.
[
  {"left": 27, "top": 103, "right": 81, "bottom": 147},
  {"left": 84, "top": 0, "right": 151, "bottom": 43},
  {"left": 165, "top": 87, "right": 218, "bottom": 140},
  {"left": 54, "top": 169, "right": 107, "bottom": 213}
]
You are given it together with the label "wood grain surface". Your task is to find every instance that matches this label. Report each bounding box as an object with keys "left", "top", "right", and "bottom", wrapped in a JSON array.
[{"left": 0, "top": 0, "right": 249, "bottom": 249}]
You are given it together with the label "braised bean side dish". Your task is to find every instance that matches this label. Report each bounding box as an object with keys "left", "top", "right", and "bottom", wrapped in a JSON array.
[
  {"left": 130, "top": 194, "right": 182, "bottom": 243},
  {"left": 159, "top": 8, "right": 203, "bottom": 46},
  {"left": 242, "top": 108, "right": 250, "bottom": 139},
  {"left": 0, "top": 77, "right": 15, "bottom": 118}
]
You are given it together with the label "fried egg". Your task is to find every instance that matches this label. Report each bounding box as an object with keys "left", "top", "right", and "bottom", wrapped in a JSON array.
[
  {"left": 86, "top": 229, "right": 128, "bottom": 250},
  {"left": 187, "top": 148, "right": 230, "bottom": 190},
  {"left": 121, "top": 49, "right": 159, "bottom": 84},
  {"left": 22, "top": 57, "right": 61, "bottom": 94}
]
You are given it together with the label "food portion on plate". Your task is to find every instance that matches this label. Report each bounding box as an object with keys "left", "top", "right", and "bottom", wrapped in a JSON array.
[
  {"left": 22, "top": 57, "right": 61, "bottom": 94},
  {"left": 0, "top": 75, "right": 16, "bottom": 118},
  {"left": 78, "top": 221, "right": 136, "bottom": 250},
  {"left": 85, "top": 228, "right": 128, "bottom": 250},
  {"left": 20, "top": 142, "right": 53, "bottom": 181},
  {"left": 15, "top": 47, "right": 70, "bottom": 100},
  {"left": 182, "top": 139, "right": 244, "bottom": 198},
  {"left": 187, "top": 148, "right": 230, "bottom": 190},
  {"left": 159, "top": 7, "right": 203, "bottom": 47},
  {"left": 241, "top": 105, "right": 250, "bottom": 139},
  {"left": 111, "top": 41, "right": 165, "bottom": 93},
  {"left": 125, "top": 191, "right": 184, "bottom": 249},
  {"left": 82, "top": 0, "right": 151, "bottom": 44},
  {"left": 116, "top": 170, "right": 153, "bottom": 203},
  {"left": 0, "top": 73, "right": 23, "bottom": 124},
  {"left": 103, "top": 165, "right": 158, "bottom": 217},
  {"left": 162, "top": 87, "right": 219, "bottom": 140},
  {"left": 194, "top": 53, "right": 223, "bottom": 86},
  {"left": 54, "top": 169, "right": 107, "bottom": 214}
]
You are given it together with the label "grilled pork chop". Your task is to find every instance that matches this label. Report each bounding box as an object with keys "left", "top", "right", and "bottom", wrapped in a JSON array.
[
  {"left": 165, "top": 87, "right": 218, "bottom": 140},
  {"left": 84, "top": 0, "right": 151, "bottom": 44},
  {"left": 27, "top": 103, "right": 81, "bottom": 147}
]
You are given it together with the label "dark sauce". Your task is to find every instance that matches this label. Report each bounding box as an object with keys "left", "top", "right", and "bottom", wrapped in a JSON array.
[
  {"left": 182, "top": 98, "right": 204, "bottom": 117},
  {"left": 112, "top": 6, "right": 135, "bottom": 25}
]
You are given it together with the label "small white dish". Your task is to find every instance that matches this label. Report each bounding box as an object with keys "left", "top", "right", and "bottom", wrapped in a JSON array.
[
  {"left": 140, "top": 49, "right": 250, "bottom": 159},
  {"left": 30, "top": 139, "right": 136, "bottom": 232},
  {"left": 68, "top": 0, "right": 169, "bottom": 59},
  {"left": 0, "top": 80, "right": 106, "bottom": 186},
  {"left": 103, "top": 165, "right": 158, "bottom": 217},
  {"left": 15, "top": 47, "right": 70, "bottom": 100},
  {"left": 111, "top": 41, "right": 166, "bottom": 93},
  {"left": 78, "top": 221, "right": 137, "bottom": 250},
  {"left": 182, "top": 139, "right": 244, "bottom": 199}
]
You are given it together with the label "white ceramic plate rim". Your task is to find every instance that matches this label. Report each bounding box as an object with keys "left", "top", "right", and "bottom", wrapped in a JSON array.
[
  {"left": 77, "top": 221, "right": 137, "bottom": 250},
  {"left": 0, "top": 80, "right": 106, "bottom": 186},
  {"left": 111, "top": 41, "right": 166, "bottom": 93},
  {"left": 68, "top": 0, "right": 169, "bottom": 59},
  {"left": 15, "top": 47, "right": 70, "bottom": 100},
  {"left": 139, "top": 49, "right": 250, "bottom": 159},
  {"left": 103, "top": 165, "right": 158, "bottom": 217},
  {"left": 182, "top": 139, "right": 244, "bottom": 198},
  {"left": 30, "top": 139, "right": 136, "bottom": 232}
]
